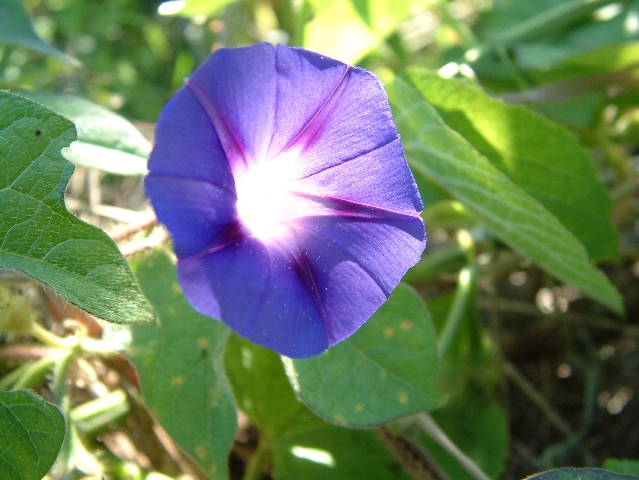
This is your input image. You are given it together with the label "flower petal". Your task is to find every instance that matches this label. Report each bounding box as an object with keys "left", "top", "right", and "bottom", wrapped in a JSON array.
[
  {"left": 292, "top": 137, "right": 423, "bottom": 215},
  {"left": 146, "top": 88, "right": 234, "bottom": 191},
  {"left": 285, "top": 66, "right": 399, "bottom": 179},
  {"left": 186, "top": 44, "right": 351, "bottom": 175},
  {"left": 145, "top": 175, "right": 237, "bottom": 258},
  {"left": 294, "top": 216, "right": 425, "bottom": 346},
  {"left": 177, "top": 238, "right": 329, "bottom": 358}
]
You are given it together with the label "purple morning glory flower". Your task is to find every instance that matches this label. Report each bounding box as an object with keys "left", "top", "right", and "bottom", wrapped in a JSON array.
[{"left": 145, "top": 43, "right": 425, "bottom": 358}]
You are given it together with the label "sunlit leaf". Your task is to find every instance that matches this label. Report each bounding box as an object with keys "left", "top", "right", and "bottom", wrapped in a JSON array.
[
  {"left": 284, "top": 284, "right": 444, "bottom": 426},
  {"left": 157, "top": 0, "right": 235, "bottom": 18},
  {"left": 0, "top": 91, "right": 155, "bottom": 325},
  {"left": 304, "top": 0, "right": 411, "bottom": 63},
  {"left": 387, "top": 78, "right": 624, "bottom": 314},
  {"left": 404, "top": 70, "right": 617, "bottom": 261}
]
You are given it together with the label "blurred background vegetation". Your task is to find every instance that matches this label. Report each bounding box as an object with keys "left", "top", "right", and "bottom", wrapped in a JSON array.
[{"left": 4, "top": 0, "right": 639, "bottom": 479}]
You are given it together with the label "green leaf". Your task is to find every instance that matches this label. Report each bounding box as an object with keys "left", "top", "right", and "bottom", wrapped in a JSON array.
[
  {"left": 304, "top": 0, "right": 411, "bottom": 63},
  {"left": 0, "top": 0, "right": 79, "bottom": 65},
  {"left": 108, "top": 249, "right": 237, "bottom": 479},
  {"left": 22, "top": 92, "right": 150, "bottom": 176},
  {"left": 386, "top": 78, "right": 624, "bottom": 314},
  {"left": 273, "top": 426, "right": 410, "bottom": 480},
  {"left": 223, "top": 337, "right": 410, "bottom": 480},
  {"left": 476, "top": 0, "right": 630, "bottom": 63},
  {"left": 0, "top": 90, "right": 155, "bottom": 325},
  {"left": 534, "top": 41, "right": 639, "bottom": 83},
  {"left": 284, "top": 284, "right": 444, "bottom": 427},
  {"left": 0, "top": 390, "right": 65, "bottom": 480},
  {"left": 603, "top": 459, "right": 639, "bottom": 476},
  {"left": 415, "top": 385, "right": 508, "bottom": 480},
  {"left": 526, "top": 467, "right": 639, "bottom": 479},
  {"left": 403, "top": 70, "right": 617, "bottom": 261},
  {"left": 224, "top": 335, "right": 326, "bottom": 442}
]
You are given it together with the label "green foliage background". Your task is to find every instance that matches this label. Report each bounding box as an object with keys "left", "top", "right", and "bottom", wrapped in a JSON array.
[{"left": 2, "top": 0, "right": 639, "bottom": 479}]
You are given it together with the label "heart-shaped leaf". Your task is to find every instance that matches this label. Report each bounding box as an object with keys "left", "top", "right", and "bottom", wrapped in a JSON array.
[{"left": 0, "top": 90, "right": 155, "bottom": 325}]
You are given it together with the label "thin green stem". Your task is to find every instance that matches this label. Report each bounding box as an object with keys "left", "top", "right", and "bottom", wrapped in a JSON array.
[
  {"left": 51, "top": 349, "right": 76, "bottom": 475},
  {"left": 31, "top": 323, "right": 73, "bottom": 349},
  {"left": 414, "top": 412, "right": 491, "bottom": 480},
  {"left": 0, "top": 361, "right": 35, "bottom": 390},
  {"left": 71, "top": 389, "right": 130, "bottom": 435},
  {"left": 31, "top": 322, "right": 116, "bottom": 356},
  {"left": 438, "top": 265, "right": 477, "bottom": 361},
  {"left": 243, "top": 442, "right": 272, "bottom": 480},
  {"left": 11, "top": 354, "right": 60, "bottom": 390}
]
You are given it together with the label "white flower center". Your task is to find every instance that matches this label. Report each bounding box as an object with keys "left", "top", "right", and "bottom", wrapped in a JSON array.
[{"left": 235, "top": 152, "right": 299, "bottom": 242}]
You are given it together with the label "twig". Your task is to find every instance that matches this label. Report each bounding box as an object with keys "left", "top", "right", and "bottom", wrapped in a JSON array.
[
  {"left": 477, "top": 296, "right": 634, "bottom": 334},
  {"left": 414, "top": 413, "right": 491, "bottom": 480},
  {"left": 501, "top": 360, "right": 573, "bottom": 437},
  {"left": 376, "top": 428, "right": 447, "bottom": 480},
  {"left": 110, "top": 215, "right": 158, "bottom": 242}
]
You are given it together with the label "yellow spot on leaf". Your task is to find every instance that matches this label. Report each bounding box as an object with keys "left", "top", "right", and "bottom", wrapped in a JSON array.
[
  {"left": 198, "top": 338, "right": 209, "bottom": 349},
  {"left": 171, "top": 282, "right": 181, "bottom": 293},
  {"left": 355, "top": 403, "right": 364, "bottom": 412},
  {"left": 384, "top": 327, "right": 395, "bottom": 337},
  {"left": 171, "top": 377, "right": 184, "bottom": 386},
  {"left": 401, "top": 319, "right": 413, "bottom": 330},
  {"left": 196, "top": 446, "right": 206, "bottom": 459},
  {"left": 398, "top": 392, "right": 408, "bottom": 404}
]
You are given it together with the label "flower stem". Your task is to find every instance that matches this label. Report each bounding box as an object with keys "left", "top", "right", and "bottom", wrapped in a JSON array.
[
  {"left": 437, "top": 264, "right": 476, "bottom": 361},
  {"left": 31, "top": 323, "right": 73, "bottom": 349},
  {"left": 243, "top": 442, "right": 272, "bottom": 480},
  {"left": 415, "top": 412, "right": 491, "bottom": 480},
  {"left": 11, "top": 354, "right": 61, "bottom": 390}
]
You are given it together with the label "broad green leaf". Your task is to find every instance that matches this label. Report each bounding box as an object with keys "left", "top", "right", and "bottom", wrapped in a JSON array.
[
  {"left": 603, "top": 460, "right": 639, "bottom": 476},
  {"left": 224, "top": 335, "right": 325, "bottom": 442},
  {"left": 284, "top": 284, "right": 444, "bottom": 427},
  {"left": 110, "top": 249, "right": 237, "bottom": 479},
  {"left": 403, "top": 70, "right": 617, "bottom": 261},
  {"left": 304, "top": 0, "right": 411, "bottom": 63},
  {"left": 0, "top": 0, "right": 79, "bottom": 65},
  {"left": 0, "top": 91, "right": 155, "bottom": 325},
  {"left": 0, "top": 390, "right": 65, "bottom": 480},
  {"left": 23, "top": 92, "right": 150, "bottom": 176},
  {"left": 476, "top": 0, "right": 633, "bottom": 64},
  {"left": 387, "top": 78, "right": 624, "bottom": 314},
  {"left": 224, "top": 333, "right": 410, "bottom": 480},
  {"left": 415, "top": 385, "right": 508, "bottom": 480},
  {"left": 273, "top": 426, "right": 410, "bottom": 480},
  {"left": 526, "top": 468, "right": 639, "bottom": 479},
  {"left": 533, "top": 41, "right": 639, "bottom": 83}
]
